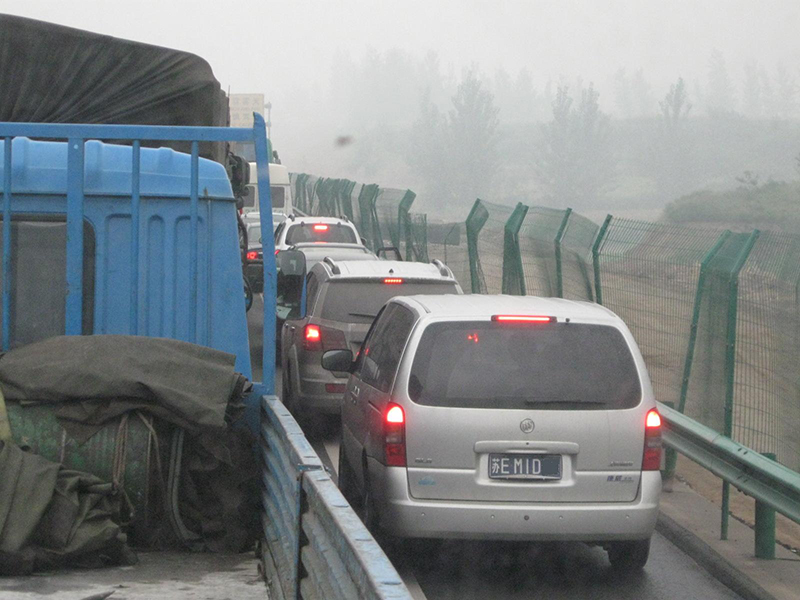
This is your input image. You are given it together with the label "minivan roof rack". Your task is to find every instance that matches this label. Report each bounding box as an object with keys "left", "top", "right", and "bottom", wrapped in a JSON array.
[
  {"left": 431, "top": 259, "right": 450, "bottom": 277},
  {"left": 323, "top": 256, "right": 341, "bottom": 274}
]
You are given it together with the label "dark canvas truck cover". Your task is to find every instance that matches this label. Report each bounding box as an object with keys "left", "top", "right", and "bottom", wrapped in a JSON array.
[{"left": 0, "top": 14, "right": 229, "bottom": 163}]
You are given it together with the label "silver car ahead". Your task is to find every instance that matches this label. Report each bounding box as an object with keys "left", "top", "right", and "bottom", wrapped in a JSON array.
[
  {"left": 323, "top": 294, "right": 662, "bottom": 570},
  {"left": 281, "top": 259, "right": 462, "bottom": 418}
]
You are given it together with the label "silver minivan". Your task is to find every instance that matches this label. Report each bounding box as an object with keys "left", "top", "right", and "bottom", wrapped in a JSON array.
[{"left": 322, "top": 294, "right": 662, "bottom": 570}]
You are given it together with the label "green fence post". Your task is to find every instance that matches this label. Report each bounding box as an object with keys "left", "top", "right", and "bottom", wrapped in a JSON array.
[
  {"left": 591, "top": 215, "right": 613, "bottom": 305},
  {"left": 661, "top": 401, "right": 677, "bottom": 486},
  {"left": 554, "top": 208, "right": 573, "bottom": 298},
  {"left": 754, "top": 452, "right": 777, "bottom": 558},
  {"left": 397, "top": 190, "right": 416, "bottom": 253},
  {"left": 677, "top": 231, "right": 732, "bottom": 415},
  {"left": 465, "top": 199, "right": 489, "bottom": 294},
  {"left": 721, "top": 229, "right": 760, "bottom": 540},
  {"left": 502, "top": 203, "right": 529, "bottom": 295}
]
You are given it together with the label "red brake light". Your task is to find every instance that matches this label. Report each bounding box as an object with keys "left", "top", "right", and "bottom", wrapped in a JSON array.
[
  {"left": 384, "top": 278, "right": 403, "bottom": 284},
  {"left": 274, "top": 249, "right": 280, "bottom": 256},
  {"left": 642, "top": 409, "right": 662, "bottom": 471},
  {"left": 492, "top": 315, "right": 555, "bottom": 323},
  {"left": 646, "top": 409, "right": 661, "bottom": 428},
  {"left": 313, "top": 224, "right": 329, "bottom": 231},
  {"left": 386, "top": 405, "right": 404, "bottom": 424},
  {"left": 246, "top": 251, "right": 258, "bottom": 261},
  {"left": 384, "top": 403, "right": 406, "bottom": 467}
]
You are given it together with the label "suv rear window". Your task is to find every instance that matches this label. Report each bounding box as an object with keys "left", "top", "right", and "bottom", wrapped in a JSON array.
[
  {"left": 408, "top": 321, "right": 641, "bottom": 410},
  {"left": 320, "top": 281, "right": 458, "bottom": 324},
  {"left": 286, "top": 222, "right": 356, "bottom": 245}
]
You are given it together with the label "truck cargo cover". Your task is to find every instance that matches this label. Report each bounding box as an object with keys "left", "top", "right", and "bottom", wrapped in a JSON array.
[{"left": 0, "top": 14, "right": 230, "bottom": 163}]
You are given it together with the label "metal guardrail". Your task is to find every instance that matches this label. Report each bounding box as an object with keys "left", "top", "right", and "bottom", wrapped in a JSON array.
[
  {"left": 659, "top": 401, "right": 800, "bottom": 558},
  {"left": 260, "top": 396, "right": 412, "bottom": 600}
]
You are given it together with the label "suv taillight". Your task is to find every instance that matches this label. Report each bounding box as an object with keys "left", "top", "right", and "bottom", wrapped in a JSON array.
[
  {"left": 642, "top": 409, "right": 662, "bottom": 471},
  {"left": 302, "top": 324, "right": 348, "bottom": 352},
  {"left": 384, "top": 403, "right": 406, "bottom": 467}
]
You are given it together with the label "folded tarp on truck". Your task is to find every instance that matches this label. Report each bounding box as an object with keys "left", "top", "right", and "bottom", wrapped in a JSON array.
[{"left": 0, "top": 14, "right": 230, "bottom": 163}]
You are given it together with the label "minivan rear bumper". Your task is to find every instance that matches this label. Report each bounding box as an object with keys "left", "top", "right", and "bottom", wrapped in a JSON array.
[{"left": 372, "top": 464, "right": 661, "bottom": 541}]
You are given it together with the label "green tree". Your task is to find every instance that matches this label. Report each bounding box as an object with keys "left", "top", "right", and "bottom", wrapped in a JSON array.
[{"left": 534, "top": 84, "right": 614, "bottom": 207}]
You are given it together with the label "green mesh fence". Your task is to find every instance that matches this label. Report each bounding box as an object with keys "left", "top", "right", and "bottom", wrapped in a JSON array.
[
  {"left": 373, "top": 188, "right": 416, "bottom": 256},
  {"left": 466, "top": 200, "right": 517, "bottom": 294},
  {"left": 595, "top": 218, "right": 726, "bottom": 410},
  {"left": 731, "top": 231, "right": 800, "bottom": 470},
  {"left": 404, "top": 212, "right": 429, "bottom": 262},
  {"left": 518, "top": 207, "right": 570, "bottom": 297},
  {"left": 426, "top": 221, "right": 470, "bottom": 292},
  {"left": 559, "top": 211, "right": 598, "bottom": 301}
]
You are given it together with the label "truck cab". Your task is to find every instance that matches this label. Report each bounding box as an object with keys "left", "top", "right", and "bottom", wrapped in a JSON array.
[{"left": 244, "top": 161, "right": 293, "bottom": 217}]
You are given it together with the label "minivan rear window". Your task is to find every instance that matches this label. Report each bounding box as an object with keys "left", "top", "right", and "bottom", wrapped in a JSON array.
[
  {"left": 320, "top": 282, "right": 459, "bottom": 324},
  {"left": 408, "top": 321, "right": 641, "bottom": 410},
  {"left": 286, "top": 223, "right": 356, "bottom": 245}
]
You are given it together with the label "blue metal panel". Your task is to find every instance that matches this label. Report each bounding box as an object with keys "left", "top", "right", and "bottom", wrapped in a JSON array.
[
  {"left": 189, "top": 141, "right": 199, "bottom": 344},
  {"left": 254, "top": 114, "right": 277, "bottom": 393},
  {"left": 0, "top": 137, "right": 233, "bottom": 199},
  {"left": 0, "top": 122, "right": 257, "bottom": 142},
  {"left": 2, "top": 137, "right": 11, "bottom": 350},
  {"left": 65, "top": 138, "right": 85, "bottom": 335},
  {"left": 130, "top": 141, "right": 141, "bottom": 334}
]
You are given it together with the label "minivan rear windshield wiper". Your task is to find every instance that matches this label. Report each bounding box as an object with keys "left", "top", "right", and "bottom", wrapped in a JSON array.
[{"left": 348, "top": 312, "right": 378, "bottom": 319}]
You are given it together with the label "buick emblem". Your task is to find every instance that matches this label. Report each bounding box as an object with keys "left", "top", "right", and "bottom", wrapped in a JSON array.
[{"left": 520, "top": 419, "right": 535, "bottom": 434}]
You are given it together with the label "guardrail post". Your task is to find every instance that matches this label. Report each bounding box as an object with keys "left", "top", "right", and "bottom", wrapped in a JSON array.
[
  {"left": 721, "top": 229, "right": 760, "bottom": 540},
  {"left": 554, "top": 208, "right": 572, "bottom": 298},
  {"left": 502, "top": 203, "right": 528, "bottom": 295},
  {"left": 591, "top": 214, "right": 612, "bottom": 305},
  {"left": 755, "top": 452, "right": 777, "bottom": 559}
]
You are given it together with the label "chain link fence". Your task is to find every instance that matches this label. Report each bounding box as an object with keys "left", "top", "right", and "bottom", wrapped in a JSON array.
[{"left": 288, "top": 174, "right": 800, "bottom": 471}]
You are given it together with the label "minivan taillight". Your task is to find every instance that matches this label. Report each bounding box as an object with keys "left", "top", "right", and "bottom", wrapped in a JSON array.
[
  {"left": 642, "top": 409, "right": 662, "bottom": 471},
  {"left": 384, "top": 403, "right": 406, "bottom": 467}
]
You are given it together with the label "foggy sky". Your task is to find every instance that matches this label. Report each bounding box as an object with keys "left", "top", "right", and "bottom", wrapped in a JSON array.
[{"left": 5, "top": 0, "right": 800, "bottom": 99}]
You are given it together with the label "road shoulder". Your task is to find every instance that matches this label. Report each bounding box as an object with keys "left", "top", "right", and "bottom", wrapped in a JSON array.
[{"left": 657, "top": 477, "right": 800, "bottom": 600}]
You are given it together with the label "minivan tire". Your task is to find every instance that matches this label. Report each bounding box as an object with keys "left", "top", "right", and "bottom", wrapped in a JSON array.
[{"left": 607, "top": 538, "right": 651, "bottom": 571}]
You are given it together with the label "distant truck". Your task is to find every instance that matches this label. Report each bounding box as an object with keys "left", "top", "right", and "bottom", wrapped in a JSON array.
[{"left": 243, "top": 161, "right": 294, "bottom": 216}]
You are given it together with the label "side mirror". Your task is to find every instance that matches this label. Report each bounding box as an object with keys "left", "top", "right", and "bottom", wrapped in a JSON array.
[
  {"left": 276, "top": 250, "right": 306, "bottom": 276},
  {"left": 360, "top": 237, "right": 368, "bottom": 247},
  {"left": 321, "top": 349, "right": 354, "bottom": 373},
  {"left": 235, "top": 197, "right": 245, "bottom": 211},
  {"left": 377, "top": 246, "right": 402, "bottom": 261}
]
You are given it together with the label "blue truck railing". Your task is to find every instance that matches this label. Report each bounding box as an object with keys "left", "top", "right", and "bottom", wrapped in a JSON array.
[
  {"left": 261, "top": 396, "right": 412, "bottom": 600},
  {"left": 0, "top": 115, "right": 277, "bottom": 397}
]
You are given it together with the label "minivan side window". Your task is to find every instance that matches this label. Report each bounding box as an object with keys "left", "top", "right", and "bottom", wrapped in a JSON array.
[
  {"left": 305, "top": 273, "right": 320, "bottom": 315},
  {"left": 357, "top": 304, "right": 415, "bottom": 393}
]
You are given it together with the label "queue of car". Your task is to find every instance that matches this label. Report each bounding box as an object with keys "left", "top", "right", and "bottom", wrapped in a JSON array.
[{"left": 264, "top": 209, "right": 661, "bottom": 572}]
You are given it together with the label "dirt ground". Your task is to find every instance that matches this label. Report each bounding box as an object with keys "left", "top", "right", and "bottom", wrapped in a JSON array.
[{"left": 672, "top": 454, "right": 800, "bottom": 552}]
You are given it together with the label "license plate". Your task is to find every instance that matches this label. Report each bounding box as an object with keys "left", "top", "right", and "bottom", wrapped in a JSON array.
[{"left": 488, "top": 453, "right": 562, "bottom": 480}]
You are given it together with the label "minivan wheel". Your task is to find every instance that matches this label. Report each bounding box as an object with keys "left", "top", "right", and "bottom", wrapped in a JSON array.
[
  {"left": 337, "top": 440, "right": 360, "bottom": 509},
  {"left": 607, "top": 538, "right": 651, "bottom": 571}
]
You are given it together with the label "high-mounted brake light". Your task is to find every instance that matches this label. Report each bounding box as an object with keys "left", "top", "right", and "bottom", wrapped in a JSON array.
[
  {"left": 246, "top": 251, "right": 258, "bottom": 261},
  {"left": 642, "top": 409, "right": 662, "bottom": 471},
  {"left": 313, "top": 224, "right": 329, "bottom": 231},
  {"left": 384, "top": 278, "right": 404, "bottom": 284},
  {"left": 384, "top": 403, "right": 406, "bottom": 466},
  {"left": 491, "top": 315, "right": 556, "bottom": 323}
]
